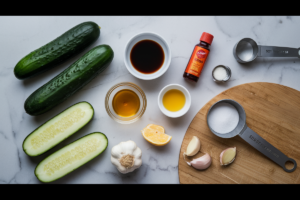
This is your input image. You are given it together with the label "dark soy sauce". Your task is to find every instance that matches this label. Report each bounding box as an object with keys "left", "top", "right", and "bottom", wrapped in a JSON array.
[{"left": 130, "top": 40, "right": 165, "bottom": 74}]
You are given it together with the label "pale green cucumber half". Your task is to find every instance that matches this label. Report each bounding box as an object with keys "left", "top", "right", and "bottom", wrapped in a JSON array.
[
  {"left": 35, "top": 132, "right": 108, "bottom": 183},
  {"left": 23, "top": 101, "right": 94, "bottom": 157}
]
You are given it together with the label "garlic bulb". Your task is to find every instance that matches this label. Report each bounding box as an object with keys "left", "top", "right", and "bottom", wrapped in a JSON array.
[
  {"left": 220, "top": 147, "right": 236, "bottom": 165},
  {"left": 111, "top": 140, "right": 142, "bottom": 174},
  {"left": 185, "top": 136, "right": 201, "bottom": 156},
  {"left": 184, "top": 153, "right": 212, "bottom": 170}
]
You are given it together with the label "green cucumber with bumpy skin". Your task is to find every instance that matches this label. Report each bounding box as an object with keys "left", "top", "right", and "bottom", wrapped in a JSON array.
[
  {"left": 35, "top": 132, "right": 108, "bottom": 183},
  {"left": 24, "top": 44, "right": 114, "bottom": 116},
  {"left": 23, "top": 101, "right": 94, "bottom": 157},
  {"left": 14, "top": 21, "right": 100, "bottom": 80}
]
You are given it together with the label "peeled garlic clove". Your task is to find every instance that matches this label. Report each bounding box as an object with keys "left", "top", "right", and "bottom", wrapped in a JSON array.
[
  {"left": 190, "top": 153, "right": 212, "bottom": 170},
  {"left": 185, "top": 136, "right": 201, "bottom": 156},
  {"left": 220, "top": 147, "right": 236, "bottom": 165}
]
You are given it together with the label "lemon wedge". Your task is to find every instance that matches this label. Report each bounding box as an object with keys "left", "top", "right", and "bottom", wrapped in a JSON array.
[{"left": 141, "top": 124, "right": 172, "bottom": 146}]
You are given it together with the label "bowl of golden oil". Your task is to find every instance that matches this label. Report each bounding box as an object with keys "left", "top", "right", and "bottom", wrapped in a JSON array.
[
  {"left": 158, "top": 84, "right": 191, "bottom": 118},
  {"left": 105, "top": 82, "right": 147, "bottom": 124}
]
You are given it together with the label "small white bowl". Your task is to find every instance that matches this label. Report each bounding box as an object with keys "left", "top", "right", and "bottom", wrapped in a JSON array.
[
  {"left": 158, "top": 84, "right": 191, "bottom": 118},
  {"left": 124, "top": 32, "right": 171, "bottom": 80}
]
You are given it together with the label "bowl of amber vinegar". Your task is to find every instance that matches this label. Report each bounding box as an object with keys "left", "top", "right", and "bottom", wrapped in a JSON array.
[
  {"left": 158, "top": 84, "right": 191, "bottom": 118},
  {"left": 124, "top": 32, "right": 171, "bottom": 80},
  {"left": 105, "top": 82, "right": 147, "bottom": 124}
]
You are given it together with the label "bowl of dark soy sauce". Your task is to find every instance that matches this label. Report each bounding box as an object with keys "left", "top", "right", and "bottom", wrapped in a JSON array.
[{"left": 124, "top": 32, "right": 171, "bottom": 80}]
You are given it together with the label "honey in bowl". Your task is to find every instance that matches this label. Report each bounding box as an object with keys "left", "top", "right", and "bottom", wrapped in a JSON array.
[
  {"left": 162, "top": 89, "right": 186, "bottom": 112},
  {"left": 112, "top": 89, "right": 140, "bottom": 117}
]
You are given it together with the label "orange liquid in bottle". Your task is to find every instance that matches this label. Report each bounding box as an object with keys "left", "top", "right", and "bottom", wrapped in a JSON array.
[{"left": 183, "top": 32, "right": 214, "bottom": 82}]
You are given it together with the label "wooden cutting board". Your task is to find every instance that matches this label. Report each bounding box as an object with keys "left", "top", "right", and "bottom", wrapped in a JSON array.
[{"left": 179, "top": 82, "right": 300, "bottom": 184}]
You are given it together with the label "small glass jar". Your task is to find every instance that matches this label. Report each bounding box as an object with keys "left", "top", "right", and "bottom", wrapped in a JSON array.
[
  {"left": 105, "top": 82, "right": 147, "bottom": 124},
  {"left": 212, "top": 65, "right": 231, "bottom": 82}
]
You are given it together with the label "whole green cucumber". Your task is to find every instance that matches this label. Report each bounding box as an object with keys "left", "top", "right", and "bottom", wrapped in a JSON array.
[
  {"left": 14, "top": 21, "right": 100, "bottom": 80},
  {"left": 24, "top": 45, "right": 114, "bottom": 116}
]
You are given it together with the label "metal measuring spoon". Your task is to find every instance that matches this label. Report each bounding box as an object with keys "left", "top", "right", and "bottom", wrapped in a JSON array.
[
  {"left": 233, "top": 38, "right": 300, "bottom": 63},
  {"left": 207, "top": 99, "right": 297, "bottom": 172}
]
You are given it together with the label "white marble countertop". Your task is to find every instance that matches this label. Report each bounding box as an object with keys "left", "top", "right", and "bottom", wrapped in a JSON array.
[{"left": 1, "top": 16, "right": 300, "bottom": 184}]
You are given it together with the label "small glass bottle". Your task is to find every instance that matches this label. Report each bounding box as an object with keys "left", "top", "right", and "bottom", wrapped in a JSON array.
[{"left": 183, "top": 32, "right": 214, "bottom": 82}]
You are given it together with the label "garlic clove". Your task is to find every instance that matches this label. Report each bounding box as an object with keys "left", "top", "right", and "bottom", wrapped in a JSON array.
[
  {"left": 220, "top": 147, "right": 236, "bottom": 165},
  {"left": 111, "top": 156, "right": 119, "bottom": 166},
  {"left": 111, "top": 145, "right": 124, "bottom": 158},
  {"left": 190, "top": 153, "right": 212, "bottom": 170},
  {"left": 132, "top": 147, "right": 142, "bottom": 168},
  {"left": 134, "top": 155, "right": 142, "bottom": 168},
  {"left": 120, "top": 140, "right": 137, "bottom": 154},
  {"left": 132, "top": 146, "right": 142, "bottom": 159},
  {"left": 186, "top": 136, "right": 201, "bottom": 156}
]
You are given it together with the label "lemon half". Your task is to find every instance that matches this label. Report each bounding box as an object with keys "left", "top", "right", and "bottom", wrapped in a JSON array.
[{"left": 141, "top": 124, "right": 172, "bottom": 146}]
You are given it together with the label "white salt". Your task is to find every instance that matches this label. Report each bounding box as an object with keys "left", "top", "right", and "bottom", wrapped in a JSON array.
[
  {"left": 213, "top": 66, "right": 227, "bottom": 81},
  {"left": 208, "top": 102, "right": 239, "bottom": 134}
]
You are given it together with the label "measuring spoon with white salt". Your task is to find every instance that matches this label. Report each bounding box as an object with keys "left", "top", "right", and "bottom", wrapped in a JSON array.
[
  {"left": 207, "top": 99, "right": 297, "bottom": 172},
  {"left": 208, "top": 102, "right": 239, "bottom": 134}
]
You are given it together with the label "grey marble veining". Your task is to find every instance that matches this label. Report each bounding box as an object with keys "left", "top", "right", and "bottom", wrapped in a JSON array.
[{"left": 1, "top": 16, "right": 300, "bottom": 184}]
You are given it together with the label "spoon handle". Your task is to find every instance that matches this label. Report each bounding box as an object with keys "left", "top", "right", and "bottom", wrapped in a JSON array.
[
  {"left": 258, "top": 45, "right": 300, "bottom": 58},
  {"left": 239, "top": 126, "right": 297, "bottom": 172}
]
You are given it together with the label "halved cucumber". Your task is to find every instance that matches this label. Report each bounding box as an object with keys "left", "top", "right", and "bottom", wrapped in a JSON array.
[
  {"left": 23, "top": 102, "right": 94, "bottom": 157},
  {"left": 35, "top": 132, "right": 108, "bottom": 183}
]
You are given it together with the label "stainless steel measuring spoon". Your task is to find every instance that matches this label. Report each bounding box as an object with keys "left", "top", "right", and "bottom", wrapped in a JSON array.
[
  {"left": 233, "top": 38, "right": 300, "bottom": 63},
  {"left": 207, "top": 99, "right": 297, "bottom": 172}
]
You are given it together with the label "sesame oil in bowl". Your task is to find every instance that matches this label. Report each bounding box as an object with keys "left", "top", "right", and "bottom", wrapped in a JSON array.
[
  {"left": 112, "top": 89, "right": 140, "bottom": 117},
  {"left": 105, "top": 82, "right": 147, "bottom": 124}
]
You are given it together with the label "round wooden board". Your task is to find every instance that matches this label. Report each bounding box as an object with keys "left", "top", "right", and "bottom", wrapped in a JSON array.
[{"left": 179, "top": 82, "right": 300, "bottom": 184}]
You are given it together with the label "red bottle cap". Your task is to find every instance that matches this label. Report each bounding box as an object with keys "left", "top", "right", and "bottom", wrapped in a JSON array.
[{"left": 200, "top": 32, "right": 214, "bottom": 45}]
